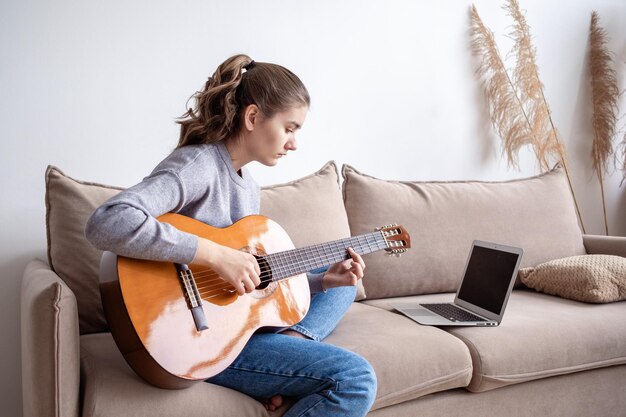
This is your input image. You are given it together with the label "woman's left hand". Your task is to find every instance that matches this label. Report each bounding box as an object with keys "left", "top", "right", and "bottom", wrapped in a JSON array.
[{"left": 322, "top": 247, "right": 366, "bottom": 290}]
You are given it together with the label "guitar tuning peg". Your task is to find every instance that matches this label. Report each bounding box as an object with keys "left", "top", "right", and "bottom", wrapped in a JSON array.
[{"left": 376, "top": 223, "right": 399, "bottom": 231}]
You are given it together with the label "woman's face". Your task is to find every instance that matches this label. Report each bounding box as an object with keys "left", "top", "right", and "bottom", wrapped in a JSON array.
[{"left": 248, "top": 104, "right": 308, "bottom": 167}]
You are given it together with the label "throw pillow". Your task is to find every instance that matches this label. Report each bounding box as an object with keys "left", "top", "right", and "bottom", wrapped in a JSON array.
[
  {"left": 342, "top": 164, "right": 587, "bottom": 300},
  {"left": 519, "top": 255, "right": 626, "bottom": 303}
]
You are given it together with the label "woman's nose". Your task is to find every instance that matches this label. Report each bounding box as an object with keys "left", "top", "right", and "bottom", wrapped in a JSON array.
[{"left": 285, "top": 137, "right": 297, "bottom": 151}]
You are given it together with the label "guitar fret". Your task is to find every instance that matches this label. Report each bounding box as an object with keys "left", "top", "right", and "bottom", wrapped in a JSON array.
[
  {"left": 369, "top": 231, "right": 378, "bottom": 250},
  {"left": 318, "top": 244, "right": 327, "bottom": 269},
  {"left": 357, "top": 235, "right": 367, "bottom": 254},
  {"left": 286, "top": 250, "right": 297, "bottom": 278},
  {"left": 266, "top": 253, "right": 283, "bottom": 281}
]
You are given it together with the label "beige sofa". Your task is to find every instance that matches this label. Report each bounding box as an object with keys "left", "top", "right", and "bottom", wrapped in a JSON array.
[{"left": 22, "top": 162, "right": 626, "bottom": 417}]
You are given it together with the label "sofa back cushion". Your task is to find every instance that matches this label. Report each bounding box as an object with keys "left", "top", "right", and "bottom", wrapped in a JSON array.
[
  {"left": 46, "top": 166, "right": 123, "bottom": 334},
  {"left": 260, "top": 161, "right": 363, "bottom": 297},
  {"left": 260, "top": 161, "right": 351, "bottom": 250},
  {"left": 342, "top": 164, "right": 586, "bottom": 300},
  {"left": 45, "top": 162, "right": 352, "bottom": 334}
]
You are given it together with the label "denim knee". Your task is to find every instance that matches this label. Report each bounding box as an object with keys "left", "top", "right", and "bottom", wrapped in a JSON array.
[
  {"left": 336, "top": 353, "right": 377, "bottom": 415},
  {"left": 357, "top": 357, "right": 378, "bottom": 412}
]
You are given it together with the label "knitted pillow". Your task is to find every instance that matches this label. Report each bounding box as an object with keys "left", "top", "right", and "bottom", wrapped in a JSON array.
[{"left": 519, "top": 255, "right": 626, "bottom": 303}]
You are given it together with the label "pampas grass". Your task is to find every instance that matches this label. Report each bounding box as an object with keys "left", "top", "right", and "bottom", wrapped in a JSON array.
[
  {"left": 507, "top": 0, "right": 565, "bottom": 171},
  {"left": 470, "top": 5, "right": 532, "bottom": 169},
  {"left": 470, "top": 1, "right": 585, "bottom": 232},
  {"left": 588, "top": 11, "right": 619, "bottom": 235}
]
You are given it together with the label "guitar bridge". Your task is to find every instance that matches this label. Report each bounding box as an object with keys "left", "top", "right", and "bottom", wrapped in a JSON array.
[{"left": 176, "top": 264, "right": 209, "bottom": 331}]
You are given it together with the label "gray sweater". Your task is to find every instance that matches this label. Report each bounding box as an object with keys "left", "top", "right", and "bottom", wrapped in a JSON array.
[{"left": 85, "top": 141, "right": 324, "bottom": 293}]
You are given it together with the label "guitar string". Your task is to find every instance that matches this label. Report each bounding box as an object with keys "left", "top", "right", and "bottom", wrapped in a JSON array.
[
  {"left": 193, "top": 232, "right": 384, "bottom": 283},
  {"left": 188, "top": 244, "right": 391, "bottom": 302},
  {"left": 193, "top": 232, "right": 379, "bottom": 274},
  {"left": 193, "top": 239, "right": 389, "bottom": 297},
  {"left": 194, "top": 245, "right": 389, "bottom": 301},
  {"left": 193, "top": 252, "right": 354, "bottom": 295},
  {"left": 191, "top": 232, "right": 385, "bottom": 281},
  {"left": 174, "top": 233, "right": 391, "bottom": 301},
  {"left": 191, "top": 233, "right": 386, "bottom": 289},
  {"left": 195, "top": 250, "right": 364, "bottom": 300}
]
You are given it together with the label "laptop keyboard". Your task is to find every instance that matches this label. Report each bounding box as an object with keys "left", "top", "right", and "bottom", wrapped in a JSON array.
[{"left": 421, "top": 303, "right": 487, "bottom": 322}]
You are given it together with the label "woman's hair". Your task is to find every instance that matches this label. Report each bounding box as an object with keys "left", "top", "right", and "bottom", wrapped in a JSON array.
[{"left": 176, "top": 54, "right": 310, "bottom": 148}]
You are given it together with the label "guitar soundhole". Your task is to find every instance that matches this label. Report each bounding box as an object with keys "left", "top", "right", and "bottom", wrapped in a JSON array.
[{"left": 255, "top": 256, "right": 272, "bottom": 290}]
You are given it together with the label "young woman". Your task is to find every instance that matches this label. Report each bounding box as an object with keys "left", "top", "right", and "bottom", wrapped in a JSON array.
[{"left": 85, "top": 54, "right": 377, "bottom": 417}]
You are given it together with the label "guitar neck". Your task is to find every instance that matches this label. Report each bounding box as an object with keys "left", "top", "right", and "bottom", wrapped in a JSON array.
[{"left": 265, "top": 231, "right": 387, "bottom": 281}]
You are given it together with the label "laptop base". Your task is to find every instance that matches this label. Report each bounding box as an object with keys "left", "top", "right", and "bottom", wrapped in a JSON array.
[{"left": 391, "top": 302, "right": 500, "bottom": 327}]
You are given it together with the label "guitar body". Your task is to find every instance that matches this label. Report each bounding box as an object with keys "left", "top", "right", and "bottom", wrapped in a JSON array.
[{"left": 100, "top": 214, "right": 310, "bottom": 389}]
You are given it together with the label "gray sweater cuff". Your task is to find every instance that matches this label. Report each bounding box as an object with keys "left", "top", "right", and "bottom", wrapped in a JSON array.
[
  {"left": 175, "top": 233, "right": 199, "bottom": 265},
  {"left": 307, "top": 271, "right": 326, "bottom": 295}
]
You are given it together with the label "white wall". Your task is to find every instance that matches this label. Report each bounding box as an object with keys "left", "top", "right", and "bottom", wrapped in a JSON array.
[{"left": 1, "top": 0, "right": 625, "bottom": 415}]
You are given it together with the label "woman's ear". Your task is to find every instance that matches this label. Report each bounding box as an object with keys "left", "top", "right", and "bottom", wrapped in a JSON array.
[{"left": 243, "top": 104, "right": 260, "bottom": 131}]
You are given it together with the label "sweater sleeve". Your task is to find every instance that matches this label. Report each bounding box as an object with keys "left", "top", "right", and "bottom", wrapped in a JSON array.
[
  {"left": 85, "top": 170, "right": 199, "bottom": 264},
  {"left": 307, "top": 266, "right": 329, "bottom": 294}
]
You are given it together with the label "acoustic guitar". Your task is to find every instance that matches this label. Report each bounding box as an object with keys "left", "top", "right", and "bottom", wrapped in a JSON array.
[{"left": 99, "top": 213, "right": 410, "bottom": 389}]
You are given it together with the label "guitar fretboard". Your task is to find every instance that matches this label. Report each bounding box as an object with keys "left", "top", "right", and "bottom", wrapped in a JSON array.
[{"left": 263, "top": 231, "right": 387, "bottom": 281}]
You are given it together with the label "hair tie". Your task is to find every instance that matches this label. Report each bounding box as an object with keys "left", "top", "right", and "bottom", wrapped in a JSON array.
[{"left": 243, "top": 60, "right": 256, "bottom": 71}]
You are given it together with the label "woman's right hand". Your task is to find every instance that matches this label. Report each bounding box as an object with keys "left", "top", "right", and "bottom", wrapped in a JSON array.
[{"left": 193, "top": 237, "right": 261, "bottom": 296}]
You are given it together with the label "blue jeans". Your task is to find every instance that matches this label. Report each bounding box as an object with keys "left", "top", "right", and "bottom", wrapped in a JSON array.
[{"left": 206, "top": 285, "right": 377, "bottom": 417}]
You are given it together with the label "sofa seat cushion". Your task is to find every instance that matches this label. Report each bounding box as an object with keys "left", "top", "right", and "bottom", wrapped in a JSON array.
[
  {"left": 363, "top": 290, "right": 626, "bottom": 392},
  {"left": 80, "top": 333, "right": 281, "bottom": 417},
  {"left": 324, "top": 302, "right": 472, "bottom": 410},
  {"left": 80, "top": 303, "right": 473, "bottom": 415}
]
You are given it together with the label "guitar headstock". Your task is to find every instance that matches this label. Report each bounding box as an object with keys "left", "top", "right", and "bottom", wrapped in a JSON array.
[{"left": 377, "top": 224, "right": 411, "bottom": 257}]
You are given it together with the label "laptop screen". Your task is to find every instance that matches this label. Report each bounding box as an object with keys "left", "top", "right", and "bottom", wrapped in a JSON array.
[{"left": 457, "top": 245, "right": 520, "bottom": 315}]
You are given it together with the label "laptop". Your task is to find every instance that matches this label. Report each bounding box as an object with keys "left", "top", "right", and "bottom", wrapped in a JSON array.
[{"left": 391, "top": 240, "right": 523, "bottom": 327}]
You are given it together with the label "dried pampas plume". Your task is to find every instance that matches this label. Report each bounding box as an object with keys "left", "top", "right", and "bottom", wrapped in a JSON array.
[
  {"left": 507, "top": 0, "right": 565, "bottom": 171},
  {"left": 470, "top": 1, "right": 585, "bottom": 232},
  {"left": 470, "top": 4, "right": 533, "bottom": 168},
  {"left": 588, "top": 11, "right": 619, "bottom": 234}
]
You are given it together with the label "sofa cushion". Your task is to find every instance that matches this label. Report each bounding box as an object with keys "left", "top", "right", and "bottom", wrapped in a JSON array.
[
  {"left": 45, "top": 162, "right": 355, "bottom": 334},
  {"left": 342, "top": 165, "right": 586, "bottom": 299},
  {"left": 363, "top": 290, "right": 626, "bottom": 392},
  {"left": 260, "top": 161, "right": 362, "bottom": 299},
  {"left": 365, "top": 366, "right": 626, "bottom": 417},
  {"left": 80, "top": 306, "right": 473, "bottom": 416},
  {"left": 46, "top": 166, "right": 123, "bottom": 334},
  {"left": 80, "top": 333, "right": 275, "bottom": 417},
  {"left": 519, "top": 255, "right": 626, "bottom": 303},
  {"left": 325, "top": 303, "right": 472, "bottom": 410}
]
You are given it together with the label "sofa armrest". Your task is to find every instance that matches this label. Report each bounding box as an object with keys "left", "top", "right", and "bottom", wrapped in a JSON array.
[
  {"left": 21, "top": 259, "right": 80, "bottom": 417},
  {"left": 582, "top": 234, "right": 626, "bottom": 257}
]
